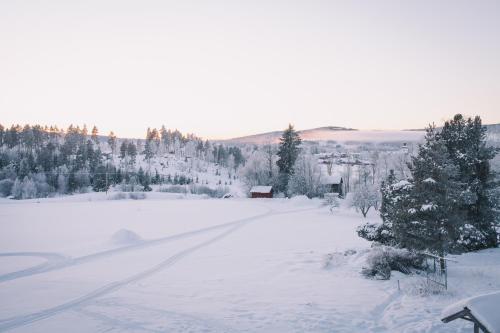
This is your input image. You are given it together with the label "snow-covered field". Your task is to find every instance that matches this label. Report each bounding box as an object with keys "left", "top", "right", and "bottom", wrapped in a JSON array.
[{"left": 0, "top": 195, "right": 499, "bottom": 332}]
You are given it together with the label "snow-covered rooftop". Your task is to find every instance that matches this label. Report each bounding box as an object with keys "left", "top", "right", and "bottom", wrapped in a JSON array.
[
  {"left": 250, "top": 186, "right": 273, "bottom": 193},
  {"left": 442, "top": 291, "right": 500, "bottom": 333},
  {"left": 322, "top": 174, "right": 343, "bottom": 185}
]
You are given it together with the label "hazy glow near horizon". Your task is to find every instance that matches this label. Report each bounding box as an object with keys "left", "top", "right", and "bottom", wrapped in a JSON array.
[{"left": 1, "top": 0, "right": 499, "bottom": 139}]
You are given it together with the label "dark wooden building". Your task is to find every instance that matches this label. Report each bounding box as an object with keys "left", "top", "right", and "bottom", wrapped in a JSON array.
[
  {"left": 322, "top": 174, "right": 344, "bottom": 197},
  {"left": 250, "top": 186, "right": 273, "bottom": 198}
]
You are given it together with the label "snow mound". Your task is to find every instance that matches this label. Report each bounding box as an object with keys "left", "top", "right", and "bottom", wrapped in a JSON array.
[
  {"left": 110, "top": 229, "right": 143, "bottom": 246},
  {"left": 289, "top": 195, "right": 311, "bottom": 205}
]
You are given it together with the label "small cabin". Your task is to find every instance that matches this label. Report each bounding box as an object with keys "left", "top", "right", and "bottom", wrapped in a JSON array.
[
  {"left": 322, "top": 175, "right": 344, "bottom": 197},
  {"left": 250, "top": 186, "right": 273, "bottom": 198}
]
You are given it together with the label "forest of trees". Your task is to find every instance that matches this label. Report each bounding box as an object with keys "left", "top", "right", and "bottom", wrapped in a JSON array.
[{"left": 0, "top": 124, "right": 244, "bottom": 199}]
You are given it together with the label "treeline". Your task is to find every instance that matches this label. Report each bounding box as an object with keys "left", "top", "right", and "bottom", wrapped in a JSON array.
[
  {"left": 0, "top": 123, "right": 244, "bottom": 199},
  {"left": 358, "top": 114, "right": 499, "bottom": 254}
]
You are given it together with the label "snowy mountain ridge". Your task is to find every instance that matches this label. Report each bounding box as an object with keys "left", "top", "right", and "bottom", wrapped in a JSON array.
[{"left": 222, "top": 124, "right": 500, "bottom": 145}]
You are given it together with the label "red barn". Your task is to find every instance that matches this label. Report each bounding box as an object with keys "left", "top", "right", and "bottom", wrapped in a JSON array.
[{"left": 250, "top": 186, "right": 273, "bottom": 198}]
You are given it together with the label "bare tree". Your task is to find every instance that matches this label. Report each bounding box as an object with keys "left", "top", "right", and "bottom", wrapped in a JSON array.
[{"left": 351, "top": 183, "right": 379, "bottom": 218}]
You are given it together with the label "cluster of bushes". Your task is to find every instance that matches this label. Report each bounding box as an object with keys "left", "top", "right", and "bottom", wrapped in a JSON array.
[
  {"left": 361, "top": 245, "right": 424, "bottom": 280},
  {"left": 159, "top": 184, "right": 230, "bottom": 198},
  {"left": 109, "top": 192, "right": 146, "bottom": 200}
]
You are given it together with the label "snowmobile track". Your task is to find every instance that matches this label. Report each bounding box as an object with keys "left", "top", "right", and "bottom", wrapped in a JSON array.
[{"left": 0, "top": 206, "right": 314, "bottom": 332}]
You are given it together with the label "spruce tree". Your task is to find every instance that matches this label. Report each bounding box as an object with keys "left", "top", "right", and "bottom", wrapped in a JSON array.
[
  {"left": 108, "top": 132, "right": 117, "bottom": 156},
  {"left": 440, "top": 114, "right": 498, "bottom": 250},
  {"left": 276, "top": 124, "right": 302, "bottom": 194},
  {"left": 91, "top": 126, "right": 99, "bottom": 144},
  {"left": 403, "top": 125, "right": 463, "bottom": 255}
]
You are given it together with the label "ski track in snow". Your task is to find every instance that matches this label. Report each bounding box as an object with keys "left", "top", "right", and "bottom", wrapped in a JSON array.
[
  {"left": 0, "top": 205, "right": 315, "bottom": 332},
  {"left": 0, "top": 251, "right": 68, "bottom": 279},
  {"left": 0, "top": 205, "right": 274, "bottom": 284}
]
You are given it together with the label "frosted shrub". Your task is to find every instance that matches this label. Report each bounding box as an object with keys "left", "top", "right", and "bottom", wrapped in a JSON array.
[
  {"left": 129, "top": 192, "right": 146, "bottom": 200},
  {"left": 323, "top": 193, "right": 340, "bottom": 213},
  {"left": 159, "top": 185, "right": 188, "bottom": 194},
  {"left": 20, "top": 177, "right": 37, "bottom": 199},
  {"left": 109, "top": 192, "right": 127, "bottom": 200},
  {"left": 357, "top": 222, "right": 395, "bottom": 245},
  {"left": 120, "top": 177, "right": 143, "bottom": 192},
  {"left": 189, "top": 185, "right": 229, "bottom": 198},
  {"left": 361, "top": 246, "right": 424, "bottom": 280},
  {"left": 0, "top": 179, "right": 14, "bottom": 197}
]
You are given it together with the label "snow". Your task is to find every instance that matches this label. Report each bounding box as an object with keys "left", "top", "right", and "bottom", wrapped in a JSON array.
[
  {"left": 0, "top": 195, "right": 499, "bottom": 332},
  {"left": 321, "top": 174, "right": 343, "bottom": 185},
  {"left": 110, "top": 229, "right": 143, "bottom": 246},
  {"left": 392, "top": 180, "right": 412, "bottom": 189},
  {"left": 250, "top": 186, "right": 273, "bottom": 193},
  {"left": 421, "top": 204, "right": 436, "bottom": 211},
  {"left": 423, "top": 178, "right": 436, "bottom": 184},
  {"left": 442, "top": 291, "right": 500, "bottom": 333}
]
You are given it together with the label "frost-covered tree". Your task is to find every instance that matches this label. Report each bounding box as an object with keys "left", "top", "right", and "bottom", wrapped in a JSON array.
[
  {"left": 288, "top": 153, "right": 324, "bottom": 198},
  {"left": 240, "top": 151, "right": 276, "bottom": 188},
  {"left": 107, "top": 131, "right": 117, "bottom": 156},
  {"left": 351, "top": 183, "right": 379, "bottom": 218}
]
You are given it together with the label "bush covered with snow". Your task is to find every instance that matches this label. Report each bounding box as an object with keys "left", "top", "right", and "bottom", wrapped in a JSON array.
[
  {"left": 0, "top": 179, "right": 14, "bottom": 197},
  {"left": 159, "top": 185, "right": 188, "bottom": 194},
  {"left": 109, "top": 192, "right": 128, "bottom": 200},
  {"left": 361, "top": 246, "right": 424, "bottom": 280},
  {"left": 129, "top": 192, "right": 146, "bottom": 200},
  {"left": 159, "top": 184, "right": 229, "bottom": 198},
  {"left": 357, "top": 222, "right": 395, "bottom": 245},
  {"left": 189, "top": 185, "right": 229, "bottom": 198},
  {"left": 323, "top": 193, "right": 340, "bottom": 213}
]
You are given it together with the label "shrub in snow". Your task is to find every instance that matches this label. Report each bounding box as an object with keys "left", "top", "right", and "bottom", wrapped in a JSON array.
[
  {"left": 159, "top": 185, "right": 188, "bottom": 194},
  {"left": 120, "top": 177, "right": 143, "bottom": 192},
  {"left": 128, "top": 192, "right": 146, "bottom": 200},
  {"left": 109, "top": 192, "right": 127, "bottom": 200},
  {"left": 32, "top": 173, "right": 53, "bottom": 197},
  {"left": 20, "top": 177, "right": 37, "bottom": 199},
  {"left": 357, "top": 222, "right": 395, "bottom": 245},
  {"left": 323, "top": 193, "right": 340, "bottom": 213},
  {"left": 10, "top": 178, "right": 22, "bottom": 199},
  {"left": 0, "top": 179, "right": 14, "bottom": 197},
  {"left": 323, "top": 249, "right": 356, "bottom": 269},
  {"left": 361, "top": 246, "right": 424, "bottom": 280}
]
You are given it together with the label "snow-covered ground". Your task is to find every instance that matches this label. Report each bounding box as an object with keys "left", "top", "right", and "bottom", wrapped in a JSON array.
[{"left": 0, "top": 195, "right": 499, "bottom": 332}]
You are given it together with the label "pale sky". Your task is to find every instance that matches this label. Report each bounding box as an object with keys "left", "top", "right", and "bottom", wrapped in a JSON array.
[{"left": 1, "top": 0, "right": 499, "bottom": 139}]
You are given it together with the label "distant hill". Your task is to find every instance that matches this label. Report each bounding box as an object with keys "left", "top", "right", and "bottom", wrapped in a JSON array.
[
  {"left": 223, "top": 123, "right": 500, "bottom": 145},
  {"left": 222, "top": 126, "right": 426, "bottom": 144}
]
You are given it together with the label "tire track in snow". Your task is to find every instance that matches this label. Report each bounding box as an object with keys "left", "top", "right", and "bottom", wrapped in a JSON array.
[
  {"left": 0, "top": 206, "right": 314, "bottom": 332},
  {"left": 0, "top": 206, "right": 273, "bottom": 284},
  {"left": 0, "top": 252, "right": 68, "bottom": 282}
]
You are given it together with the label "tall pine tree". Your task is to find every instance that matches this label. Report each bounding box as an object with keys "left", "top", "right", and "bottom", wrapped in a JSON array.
[
  {"left": 276, "top": 124, "right": 301, "bottom": 195},
  {"left": 440, "top": 115, "right": 498, "bottom": 250}
]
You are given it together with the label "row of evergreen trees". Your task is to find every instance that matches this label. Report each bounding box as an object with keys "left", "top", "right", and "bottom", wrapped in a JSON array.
[
  {"left": 0, "top": 123, "right": 244, "bottom": 198},
  {"left": 359, "top": 114, "right": 499, "bottom": 254}
]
